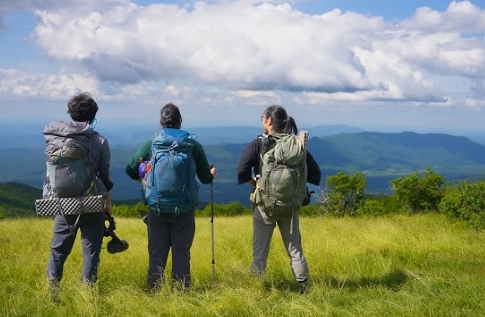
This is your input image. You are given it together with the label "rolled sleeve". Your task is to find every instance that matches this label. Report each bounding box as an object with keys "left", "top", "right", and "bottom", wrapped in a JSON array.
[{"left": 125, "top": 139, "right": 152, "bottom": 180}]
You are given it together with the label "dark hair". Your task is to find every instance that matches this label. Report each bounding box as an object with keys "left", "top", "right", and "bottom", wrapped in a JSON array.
[
  {"left": 263, "top": 105, "right": 298, "bottom": 134},
  {"left": 67, "top": 92, "right": 98, "bottom": 123},
  {"left": 160, "top": 102, "right": 182, "bottom": 128}
]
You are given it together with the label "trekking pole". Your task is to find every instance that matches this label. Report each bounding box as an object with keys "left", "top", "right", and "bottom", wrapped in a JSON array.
[{"left": 209, "top": 165, "right": 216, "bottom": 281}]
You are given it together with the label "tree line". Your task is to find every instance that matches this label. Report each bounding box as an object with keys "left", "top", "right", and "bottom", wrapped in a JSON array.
[
  {"left": 111, "top": 167, "right": 485, "bottom": 230},
  {"left": 1, "top": 167, "right": 484, "bottom": 229}
]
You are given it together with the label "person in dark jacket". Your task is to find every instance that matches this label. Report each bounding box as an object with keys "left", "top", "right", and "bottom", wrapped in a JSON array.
[
  {"left": 125, "top": 102, "right": 216, "bottom": 291},
  {"left": 237, "top": 105, "right": 321, "bottom": 294}
]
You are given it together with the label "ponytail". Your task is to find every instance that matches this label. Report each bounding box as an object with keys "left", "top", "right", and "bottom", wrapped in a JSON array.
[
  {"left": 264, "top": 105, "right": 298, "bottom": 135},
  {"left": 284, "top": 116, "right": 298, "bottom": 135}
]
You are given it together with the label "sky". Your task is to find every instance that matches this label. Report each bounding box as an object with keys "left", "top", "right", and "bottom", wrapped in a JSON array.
[{"left": 0, "top": 0, "right": 484, "bottom": 134}]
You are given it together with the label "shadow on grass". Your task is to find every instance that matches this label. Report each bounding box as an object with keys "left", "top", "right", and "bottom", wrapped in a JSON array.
[
  {"left": 263, "top": 269, "right": 408, "bottom": 293},
  {"left": 263, "top": 280, "right": 301, "bottom": 293},
  {"left": 324, "top": 269, "right": 408, "bottom": 291}
]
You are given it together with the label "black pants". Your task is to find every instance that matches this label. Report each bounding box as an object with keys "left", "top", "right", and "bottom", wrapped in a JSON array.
[{"left": 146, "top": 210, "right": 195, "bottom": 289}]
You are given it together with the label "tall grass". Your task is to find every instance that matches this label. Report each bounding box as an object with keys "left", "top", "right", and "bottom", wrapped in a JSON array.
[{"left": 1, "top": 214, "right": 484, "bottom": 316}]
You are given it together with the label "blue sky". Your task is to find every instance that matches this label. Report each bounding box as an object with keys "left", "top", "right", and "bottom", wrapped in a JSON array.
[{"left": 0, "top": 0, "right": 484, "bottom": 134}]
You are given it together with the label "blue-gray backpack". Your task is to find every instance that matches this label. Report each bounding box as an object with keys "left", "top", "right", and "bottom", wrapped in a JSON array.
[
  {"left": 42, "top": 121, "right": 97, "bottom": 198},
  {"left": 143, "top": 128, "right": 199, "bottom": 214},
  {"left": 251, "top": 131, "right": 308, "bottom": 217}
]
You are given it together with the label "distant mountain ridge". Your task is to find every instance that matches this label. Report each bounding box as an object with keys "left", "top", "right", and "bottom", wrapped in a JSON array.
[
  {"left": 96, "top": 124, "right": 365, "bottom": 147},
  {"left": 207, "top": 124, "right": 365, "bottom": 140},
  {"left": 2, "top": 130, "right": 485, "bottom": 205},
  {"left": 307, "top": 131, "right": 485, "bottom": 170},
  {"left": 0, "top": 123, "right": 363, "bottom": 148}
]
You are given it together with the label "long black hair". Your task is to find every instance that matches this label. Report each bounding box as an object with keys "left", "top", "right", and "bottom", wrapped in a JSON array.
[{"left": 263, "top": 105, "right": 298, "bottom": 135}]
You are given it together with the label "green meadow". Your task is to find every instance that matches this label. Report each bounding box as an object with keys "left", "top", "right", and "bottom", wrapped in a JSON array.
[{"left": 1, "top": 214, "right": 484, "bottom": 317}]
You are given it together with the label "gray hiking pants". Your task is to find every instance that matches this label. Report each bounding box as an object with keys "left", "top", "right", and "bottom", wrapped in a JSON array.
[
  {"left": 146, "top": 210, "right": 195, "bottom": 289},
  {"left": 47, "top": 212, "right": 105, "bottom": 283},
  {"left": 250, "top": 206, "right": 309, "bottom": 282}
]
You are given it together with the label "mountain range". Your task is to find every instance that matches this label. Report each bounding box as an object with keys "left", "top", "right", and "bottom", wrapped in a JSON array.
[{"left": 2, "top": 124, "right": 485, "bottom": 206}]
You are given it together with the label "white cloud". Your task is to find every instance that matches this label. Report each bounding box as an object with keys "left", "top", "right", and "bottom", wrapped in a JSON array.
[
  {"left": 0, "top": 68, "right": 99, "bottom": 98},
  {"left": 403, "top": 1, "right": 485, "bottom": 33},
  {"left": 26, "top": 1, "right": 482, "bottom": 102},
  {"left": 0, "top": 0, "right": 117, "bottom": 27},
  {"left": 1, "top": 0, "right": 485, "bottom": 129}
]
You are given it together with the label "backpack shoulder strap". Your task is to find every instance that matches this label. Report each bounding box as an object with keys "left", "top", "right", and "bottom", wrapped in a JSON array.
[
  {"left": 299, "top": 130, "right": 309, "bottom": 151},
  {"left": 257, "top": 134, "right": 272, "bottom": 162}
]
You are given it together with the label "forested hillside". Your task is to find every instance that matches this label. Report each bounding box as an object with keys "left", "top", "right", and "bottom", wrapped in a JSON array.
[
  {"left": 2, "top": 131, "right": 485, "bottom": 203},
  {"left": 308, "top": 131, "right": 485, "bottom": 171},
  {"left": 0, "top": 182, "right": 40, "bottom": 217}
]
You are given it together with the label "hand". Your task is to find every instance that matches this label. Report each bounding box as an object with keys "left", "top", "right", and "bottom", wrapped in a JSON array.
[
  {"left": 104, "top": 200, "right": 113, "bottom": 217},
  {"left": 210, "top": 166, "right": 217, "bottom": 179}
]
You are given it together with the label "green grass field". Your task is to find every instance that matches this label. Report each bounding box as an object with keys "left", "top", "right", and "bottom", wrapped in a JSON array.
[{"left": 1, "top": 214, "right": 484, "bottom": 317}]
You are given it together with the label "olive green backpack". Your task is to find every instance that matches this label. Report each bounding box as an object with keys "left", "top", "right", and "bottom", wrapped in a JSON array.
[{"left": 251, "top": 131, "right": 308, "bottom": 217}]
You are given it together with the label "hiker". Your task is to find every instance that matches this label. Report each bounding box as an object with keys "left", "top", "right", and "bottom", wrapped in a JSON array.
[
  {"left": 237, "top": 105, "right": 321, "bottom": 294},
  {"left": 125, "top": 102, "right": 216, "bottom": 291},
  {"left": 45, "top": 92, "right": 114, "bottom": 292}
]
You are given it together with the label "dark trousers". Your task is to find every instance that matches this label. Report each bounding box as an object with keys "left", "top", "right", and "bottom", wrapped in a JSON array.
[
  {"left": 146, "top": 210, "right": 195, "bottom": 289},
  {"left": 47, "top": 212, "right": 105, "bottom": 283}
]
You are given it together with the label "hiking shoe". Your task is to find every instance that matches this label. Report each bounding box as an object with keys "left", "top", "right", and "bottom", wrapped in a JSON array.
[
  {"left": 171, "top": 280, "right": 190, "bottom": 292},
  {"left": 249, "top": 264, "right": 265, "bottom": 277},
  {"left": 49, "top": 280, "right": 61, "bottom": 304},
  {"left": 147, "top": 280, "right": 162, "bottom": 294},
  {"left": 299, "top": 280, "right": 309, "bottom": 294}
]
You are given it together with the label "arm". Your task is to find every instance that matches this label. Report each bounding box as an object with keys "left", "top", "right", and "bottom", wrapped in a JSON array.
[
  {"left": 306, "top": 151, "right": 321, "bottom": 186},
  {"left": 192, "top": 141, "right": 214, "bottom": 184},
  {"left": 97, "top": 135, "right": 113, "bottom": 216},
  {"left": 125, "top": 139, "right": 152, "bottom": 181},
  {"left": 104, "top": 191, "right": 113, "bottom": 217},
  {"left": 237, "top": 139, "right": 261, "bottom": 186},
  {"left": 96, "top": 136, "right": 113, "bottom": 191}
]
